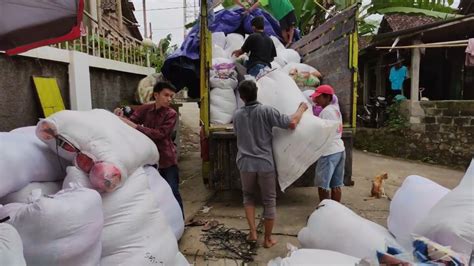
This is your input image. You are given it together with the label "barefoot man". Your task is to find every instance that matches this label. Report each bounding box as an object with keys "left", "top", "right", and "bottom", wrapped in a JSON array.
[{"left": 233, "top": 80, "right": 307, "bottom": 248}]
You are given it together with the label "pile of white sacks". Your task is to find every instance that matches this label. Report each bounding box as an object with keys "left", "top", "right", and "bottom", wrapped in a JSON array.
[
  {"left": 0, "top": 109, "right": 188, "bottom": 266},
  {"left": 269, "top": 160, "right": 474, "bottom": 265},
  {"left": 210, "top": 32, "right": 320, "bottom": 125},
  {"left": 212, "top": 32, "right": 337, "bottom": 191}
]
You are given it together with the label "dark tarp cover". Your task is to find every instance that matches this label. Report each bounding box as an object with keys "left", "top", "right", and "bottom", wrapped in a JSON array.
[
  {"left": 0, "top": 0, "right": 84, "bottom": 55},
  {"left": 161, "top": 7, "right": 300, "bottom": 99}
]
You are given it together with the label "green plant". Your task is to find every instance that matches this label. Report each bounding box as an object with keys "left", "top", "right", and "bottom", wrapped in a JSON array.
[
  {"left": 369, "top": 0, "right": 456, "bottom": 14},
  {"left": 386, "top": 102, "right": 408, "bottom": 129},
  {"left": 148, "top": 34, "right": 178, "bottom": 72}
]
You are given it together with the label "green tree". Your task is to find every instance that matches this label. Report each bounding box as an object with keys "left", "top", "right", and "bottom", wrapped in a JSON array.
[{"left": 149, "top": 34, "right": 178, "bottom": 72}]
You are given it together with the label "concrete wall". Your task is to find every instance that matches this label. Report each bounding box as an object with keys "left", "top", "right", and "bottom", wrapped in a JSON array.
[
  {"left": 90, "top": 68, "right": 143, "bottom": 110},
  {"left": 0, "top": 54, "right": 70, "bottom": 131},
  {"left": 0, "top": 47, "right": 154, "bottom": 131},
  {"left": 355, "top": 100, "right": 474, "bottom": 169}
]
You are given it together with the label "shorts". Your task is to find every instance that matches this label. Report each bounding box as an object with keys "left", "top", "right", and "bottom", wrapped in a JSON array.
[
  {"left": 279, "top": 10, "right": 297, "bottom": 31},
  {"left": 315, "top": 151, "right": 345, "bottom": 190},
  {"left": 247, "top": 63, "right": 267, "bottom": 77},
  {"left": 240, "top": 171, "right": 277, "bottom": 219}
]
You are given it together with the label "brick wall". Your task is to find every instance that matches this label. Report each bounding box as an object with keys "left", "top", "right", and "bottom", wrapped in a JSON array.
[{"left": 355, "top": 100, "right": 474, "bottom": 169}]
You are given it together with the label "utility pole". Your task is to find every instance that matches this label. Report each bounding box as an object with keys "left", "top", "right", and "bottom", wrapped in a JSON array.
[
  {"left": 149, "top": 22, "right": 152, "bottom": 39},
  {"left": 143, "top": 0, "right": 148, "bottom": 39},
  {"left": 183, "top": 0, "right": 187, "bottom": 39}
]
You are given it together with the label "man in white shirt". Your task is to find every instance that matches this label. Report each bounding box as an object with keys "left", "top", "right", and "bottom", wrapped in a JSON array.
[{"left": 311, "top": 85, "right": 345, "bottom": 203}]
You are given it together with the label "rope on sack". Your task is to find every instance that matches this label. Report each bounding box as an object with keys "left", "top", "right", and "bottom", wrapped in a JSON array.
[{"left": 200, "top": 223, "right": 258, "bottom": 262}]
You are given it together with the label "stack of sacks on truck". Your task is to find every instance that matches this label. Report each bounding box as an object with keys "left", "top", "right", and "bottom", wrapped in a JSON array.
[
  {"left": 211, "top": 27, "right": 338, "bottom": 190},
  {"left": 0, "top": 109, "right": 188, "bottom": 265},
  {"left": 210, "top": 33, "right": 239, "bottom": 124},
  {"left": 285, "top": 160, "right": 473, "bottom": 265},
  {"left": 205, "top": 9, "right": 336, "bottom": 190}
]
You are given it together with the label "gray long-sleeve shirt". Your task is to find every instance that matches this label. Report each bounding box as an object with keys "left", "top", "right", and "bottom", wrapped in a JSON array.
[{"left": 233, "top": 101, "right": 291, "bottom": 172}]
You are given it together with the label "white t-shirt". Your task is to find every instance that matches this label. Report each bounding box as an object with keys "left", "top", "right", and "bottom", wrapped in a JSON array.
[{"left": 319, "top": 105, "right": 345, "bottom": 156}]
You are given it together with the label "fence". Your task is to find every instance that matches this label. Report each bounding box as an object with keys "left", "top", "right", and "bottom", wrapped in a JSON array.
[{"left": 50, "top": 12, "right": 149, "bottom": 67}]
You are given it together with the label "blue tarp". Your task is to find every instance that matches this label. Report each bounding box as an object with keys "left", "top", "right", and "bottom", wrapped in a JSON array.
[{"left": 161, "top": 7, "right": 300, "bottom": 98}]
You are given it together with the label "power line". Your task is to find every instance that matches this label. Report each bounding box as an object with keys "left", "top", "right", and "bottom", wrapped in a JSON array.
[
  {"left": 151, "top": 26, "right": 185, "bottom": 31},
  {"left": 135, "top": 5, "right": 199, "bottom": 11}
]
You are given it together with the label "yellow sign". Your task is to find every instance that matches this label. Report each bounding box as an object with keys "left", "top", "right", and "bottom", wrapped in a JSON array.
[{"left": 32, "top": 76, "right": 65, "bottom": 117}]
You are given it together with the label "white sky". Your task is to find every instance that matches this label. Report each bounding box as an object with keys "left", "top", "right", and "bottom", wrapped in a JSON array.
[
  {"left": 131, "top": 0, "right": 199, "bottom": 45},
  {"left": 132, "top": 0, "right": 462, "bottom": 45}
]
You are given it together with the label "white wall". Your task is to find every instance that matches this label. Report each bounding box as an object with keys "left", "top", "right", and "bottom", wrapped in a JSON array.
[{"left": 16, "top": 46, "right": 155, "bottom": 110}]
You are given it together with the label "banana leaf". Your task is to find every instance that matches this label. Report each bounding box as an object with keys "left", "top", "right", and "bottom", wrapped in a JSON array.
[{"left": 375, "top": 7, "right": 461, "bottom": 19}]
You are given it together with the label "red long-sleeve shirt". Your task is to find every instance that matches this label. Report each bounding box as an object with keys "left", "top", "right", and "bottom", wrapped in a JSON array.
[{"left": 130, "top": 103, "right": 177, "bottom": 169}]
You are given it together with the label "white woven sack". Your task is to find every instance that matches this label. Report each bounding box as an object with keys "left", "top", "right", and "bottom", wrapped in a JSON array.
[
  {"left": 270, "top": 36, "right": 285, "bottom": 51},
  {"left": 271, "top": 61, "right": 282, "bottom": 70},
  {"left": 387, "top": 175, "right": 450, "bottom": 250},
  {"left": 302, "top": 89, "right": 315, "bottom": 104},
  {"left": 0, "top": 131, "right": 68, "bottom": 198},
  {"left": 0, "top": 186, "right": 103, "bottom": 266},
  {"left": 298, "top": 200, "right": 402, "bottom": 263},
  {"left": 277, "top": 49, "right": 301, "bottom": 65},
  {"left": 268, "top": 248, "right": 361, "bottom": 266},
  {"left": 274, "top": 56, "right": 287, "bottom": 68},
  {"left": 144, "top": 166, "right": 184, "bottom": 240},
  {"left": 212, "top": 31, "right": 226, "bottom": 49},
  {"left": 36, "top": 109, "right": 159, "bottom": 192},
  {"left": 0, "top": 223, "right": 26, "bottom": 266},
  {"left": 212, "top": 44, "right": 227, "bottom": 59},
  {"left": 0, "top": 181, "right": 62, "bottom": 204},
  {"left": 9, "top": 126, "right": 36, "bottom": 134},
  {"left": 256, "top": 70, "right": 337, "bottom": 190},
  {"left": 210, "top": 87, "right": 237, "bottom": 124},
  {"left": 174, "top": 252, "right": 190, "bottom": 265},
  {"left": 100, "top": 167, "right": 183, "bottom": 266},
  {"left": 413, "top": 162, "right": 474, "bottom": 256},
  {"left": 225, "top": 33, "right": 245, "bottom": 59},
  {"left": 282, "top": 63, "right": 318, "bottom": 75},
  {"left": 224, "top": 33, "right": 244, "bottom": 50}
]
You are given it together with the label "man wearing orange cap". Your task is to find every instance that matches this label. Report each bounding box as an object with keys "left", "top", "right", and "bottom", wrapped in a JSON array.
[{"left": 311, "top": 85, "right": 345, "bottom": 203}]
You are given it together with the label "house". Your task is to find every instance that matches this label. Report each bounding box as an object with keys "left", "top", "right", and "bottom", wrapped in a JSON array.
[
  {"left": 83, "top": 0, "right": 142, "bottom": 40},
  {"left": 359, "top": 13, "right": 474, "bottom": 104},
  {"left": 355, "top": 10, "right": 474, "bottom": 167}
]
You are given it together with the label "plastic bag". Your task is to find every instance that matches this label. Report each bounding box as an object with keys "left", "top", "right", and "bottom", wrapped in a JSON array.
[
  {"left": 0, "top": 186, "right": 103, "bottom": 266},
  {"left": 36, "top": 109, "right": 159, "bottom": 192},
  {"left": 144, "top": 166, "right": 185, "bottom": 240},
  {"left": 298, "top": 200, "right": 402, "bottom": 263},
  {"left": 413, "top": 162, "right": 474, "bottom": 256},
  {"left": 0, "top": 130, "right": 68, "bottom": 198},
  {"left": 387, "top": 175, "right": 450, "bottom": 250},
  {"left": 0, "top": 223, "right": 26, "bottom": 266},
  {"left": 256, "top": 70, "right": 337, "bottom": 190},
  {"left": 0, "top": 181, "right": 62, "bottom": 204},
  {"left": 268, "top": 248, "right": 361, "bottom": 266},
  {"left": 210, "top": 87, "right": 237, "bottom": 124},
  {"left": 100, "top": 167, "right": 184, "bottom": 266}
]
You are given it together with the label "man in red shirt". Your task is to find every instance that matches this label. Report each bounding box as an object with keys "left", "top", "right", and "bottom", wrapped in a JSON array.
[{"left": 114, "top": 81, "right": 183, "bottom": 213}]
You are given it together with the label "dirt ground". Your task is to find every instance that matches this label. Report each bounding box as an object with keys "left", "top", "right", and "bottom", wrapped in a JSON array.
[{"left": 176, "top": 103, "right": 466, "bottom": 266}]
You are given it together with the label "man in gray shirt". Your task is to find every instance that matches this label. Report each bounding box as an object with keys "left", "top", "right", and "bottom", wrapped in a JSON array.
[{"left": 233, "top": 80, "right": 307, "bottom": 248}]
